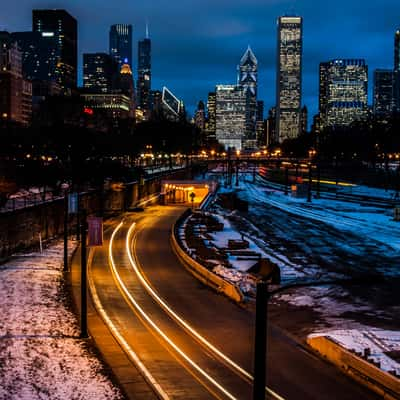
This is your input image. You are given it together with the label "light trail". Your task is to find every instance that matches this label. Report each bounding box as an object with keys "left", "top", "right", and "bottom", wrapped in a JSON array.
[
  {"left": 109, "top": 222, "right": 238, "bottom": 400},
  {"left": 87, "top": 236, "right": 169, "bottom": 400},
  {"left": 126, "top": 221, "right": 285, "bottom": 400}
]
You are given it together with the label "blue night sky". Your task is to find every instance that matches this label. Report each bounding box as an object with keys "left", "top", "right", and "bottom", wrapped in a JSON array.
[{"left": 2, "top": 0, "right": 400, "bottom": 121}]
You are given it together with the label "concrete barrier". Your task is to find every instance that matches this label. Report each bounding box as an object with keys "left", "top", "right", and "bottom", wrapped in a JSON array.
[
  {"left": 308, "top": 335, "right": 400, "bottom": 399},
  {"left": 171, "top": 212, "right": 244, "bottom": 304}
]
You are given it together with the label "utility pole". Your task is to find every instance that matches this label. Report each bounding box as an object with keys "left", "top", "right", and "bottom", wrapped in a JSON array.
[
  {"left": 80, "top": 209, "right": 88, "bottom": 338},
  {"left": 252, "top": 281, "right": 269, "bottom": 400},
  {"left": 307, "top": 163, "right": 312, "bottom": 203},
  {"left": 63, "top": 193, "right": 68, "bottom": 272},
  {"left": 284, "top": 166, "right": 289, "bottom": 195}
]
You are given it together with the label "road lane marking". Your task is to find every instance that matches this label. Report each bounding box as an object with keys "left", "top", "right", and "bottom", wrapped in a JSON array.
[
  {"left": 109, "top": 222, "right": 238, "bottom": 400},
  {"left": 86, "top": 238, "right": 170, "bottom": 400},
  {"left": 127, "top": 220, "right": 285, "bottom": 400}
]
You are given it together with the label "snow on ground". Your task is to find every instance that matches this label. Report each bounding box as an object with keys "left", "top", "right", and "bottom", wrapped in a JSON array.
[
  {"left": 309, "top": 328, "right": 400, "bottom": 376},
  {"left": 0, "top": 241, "right": 122, "bottom": 400},
  {"left": 243, "top": 177, "right": 400, "bottom": 252}
]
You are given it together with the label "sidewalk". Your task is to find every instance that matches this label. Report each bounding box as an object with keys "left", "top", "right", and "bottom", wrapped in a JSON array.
[{"left": 69, "top": 242, "right": 158, "bottom": 400}]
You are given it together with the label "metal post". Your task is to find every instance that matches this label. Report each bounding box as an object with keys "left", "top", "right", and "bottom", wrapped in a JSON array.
[
  {"left": 307, "top": 163, "right": 312, "bottom": 203},
  {"left": 316, "top": 162, "right": 321, "bottom": 199},
  {"left": 80, "top": 209, "right": 88, "bottom": 338},
  {"left": 76, "top": 192, "right": 80, "bottom": 241},
  {"left": 63, "top": 194, "right": 68, "bottom": 272},
  {"left": 235, "top": 159, "right": 239, "bottom": 187},
  {"left": 284, "top": 167, "right": 289, "bottom": 195},
  {"left": 253, "top": 164, "right": 256, "bottom": 183},
  {"left": 253, "top": 281, "right": 269, "bottom": 400}
]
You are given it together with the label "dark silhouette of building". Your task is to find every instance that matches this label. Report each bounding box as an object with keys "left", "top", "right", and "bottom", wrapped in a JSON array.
[
  {"left": 83, "top": 53, "right": 115, "bottom": 93},
  {"left": 266, "top": 107, "right": 277, "bottom": 146},
  {"left": 373, "top": 69, "right": 395, "bottom": 120},
  {"left": 276, "top": 16, "right": 303, "bottom": 142},
  {"left": 394, "top": 29, "right": 400, "bottom": 113},
  {"left": 137, "top": 33, "right": 151, "bottom": 117},
  {"left": 32, "top": 9, "right": 77, "bottom": 93},
  {"left": 194, "top": 100, "right": 206, "bottom": 132},
  {"left": 109, "top": 24, "right": 132, "bottom": 69}
]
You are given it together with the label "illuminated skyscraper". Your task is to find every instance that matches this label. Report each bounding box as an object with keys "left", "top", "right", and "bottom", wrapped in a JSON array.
[
  {"left": 238, "top": 46, "right": 258, "bottom": 148},
  {"left": 206, "top": 92, "right": 216, "bottom": 140},
  {"left": 276, "top": 16, "right": 303, "bottom": 142},
  {"left": 32, "top": 9, "right": 77, "bottom": 93},
  {"left": 319, "top": 59, "right": 368, "bottom": 128},
  {"left": 109, "top": 24, "right": 132, "bottom": 68},
  {"left": 215, "top": 85, "right": 247, "bottom": 150},
  {"left": 137, "top": 33, "right": 151, "bottom": 116},
  {"left": 83, "top": 53, "right": 115, "bottom": 93}
]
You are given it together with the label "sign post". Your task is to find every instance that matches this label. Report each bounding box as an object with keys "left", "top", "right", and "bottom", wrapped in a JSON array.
[{"left": 189, "top": 192, "right": 195, "bottom": 210}]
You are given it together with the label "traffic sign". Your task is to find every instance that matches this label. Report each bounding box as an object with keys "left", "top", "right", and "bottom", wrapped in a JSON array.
[
  {"left": 68, "top": 193, "right": 78, "bottom": 214},
  {"left": 87, "top": 217, "right": 103, "bottom": 246}
]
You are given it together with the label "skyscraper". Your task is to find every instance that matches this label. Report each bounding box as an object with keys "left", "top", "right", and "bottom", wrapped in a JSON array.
[
  {"left": 206, "top": 92, "right": 216, "bottom": 141},
  {"left": 215, "top": 85, "right": 247, "bottom": 150},
  {"left": 109, "top": 24, "right": 132, "bottom": 68},
  {"left": 194, "top": 100, "right": 206, "bottom": 132},
  {"left": 238, "top": 46, "right": 258, "bottom": 148},
  {"left": 394, "top": 30, "right": 400, "bottom": 113},
  {"left": 276, "top": 16, "right": 303, "bottom": 143},
  {"left": 319, "top": 59, "right": 368, "bottom": 128},
  {"left": 0, "top": 31, "right": 32, "bottom": 125},
  {"left": 32, "top": 9, "right": 77, "bottom": 93},
  {"left": 83, "top": 53, "right": 115, "bottom": 93},
  {"left": 373, "top": 69, "right": 395, "bottom": 119},
  {"left": 137, "top": 34, "right": 151, "bottom": 116}
]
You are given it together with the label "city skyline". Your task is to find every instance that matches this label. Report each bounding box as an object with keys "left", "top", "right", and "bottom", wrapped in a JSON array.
[{"left": 2, "top": 0, "right": 400, "bottom": 118}]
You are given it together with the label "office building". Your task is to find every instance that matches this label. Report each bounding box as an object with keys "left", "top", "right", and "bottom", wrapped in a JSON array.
[
  {"left": 137, "top": 35, "right": 151, "bottom": 116},
  {"left": 319, "top": 59, "right": 368, "bottom": 128},
  {"left": 0, "top": 32, "right": 32, "bottom": 125},
  {"left": 194, "top": 100, "right": 206, "bottom": 132},
  {"left": 206, "top": 92, "right": 216, "bottom": 140},
  {"left": 373, "top": 69, "right": 395, "bottom": 119},
  {"left": 215, "top": 85, "right": 247, "bottom": 150},
  {"left": 109, "top": 24, "right": 132, "bottom": 68},
  {"left": 83, "top": 53, "right": 115, "bottom": 93},
  {"left": 238, "top": 46, "right": 258, "bottom": 148},
  {"left": 276, "top": 16, "right": 303, "bottom": 142},
  {"left": 32, "top": 9, "right": 77, "bottom": 93},
  {"left": 266, "top": 107, "right": 277, "bottom": 146}
]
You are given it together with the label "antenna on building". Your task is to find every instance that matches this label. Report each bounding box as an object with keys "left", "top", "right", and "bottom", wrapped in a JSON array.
[{"left": 145, "top": 20, "right": 149, "bottom": 39}]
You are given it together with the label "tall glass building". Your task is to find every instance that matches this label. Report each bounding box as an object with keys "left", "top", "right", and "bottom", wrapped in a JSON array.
[
  {"left": 215, "top": 85, "right": 247, "bottom": 150},
  {"left": 276, "top": 16, "right": 303, "bottom": 143},
  {"left": 32, "top": 9, "right": 77, "bottom": 93},
  {"left": 83, "top": 53, "right": 115, "bottom": 93},
  {"left": 109, "top": 24, "right": 132, "bottom": 68},
  {"left": 137, "top": 37, "right": 151, "bottom": 115},
  {"left": 238, "top": 46, "right": 258, "bottom": 148},
  {"left": 319, "top": 59, "right": 368, "bottom": 128}
]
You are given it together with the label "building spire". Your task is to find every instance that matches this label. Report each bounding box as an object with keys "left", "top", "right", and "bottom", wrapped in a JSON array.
[{"left": 145, "top": 20, "right": 149, "bottom": 39}]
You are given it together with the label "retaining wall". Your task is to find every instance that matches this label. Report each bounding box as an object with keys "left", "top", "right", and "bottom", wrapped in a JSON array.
[
  {"left": 0, "top": 168, "right": 188, "bottom": 260},
  {"left": 308, "top": 335, "right": 400, "bottom": 399}
]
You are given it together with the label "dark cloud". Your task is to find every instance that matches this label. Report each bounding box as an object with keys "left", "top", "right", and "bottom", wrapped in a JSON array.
[{"left": 3, "top": 0, "right": 400, "bottom": 120}]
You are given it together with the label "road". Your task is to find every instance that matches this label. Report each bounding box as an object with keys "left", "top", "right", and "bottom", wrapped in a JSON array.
[{"left": 89, "top": 205, "right": 380, "bottom": 399}]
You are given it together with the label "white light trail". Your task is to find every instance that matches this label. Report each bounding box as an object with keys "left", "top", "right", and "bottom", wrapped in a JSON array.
[
  {"left": 109, "top": 222, "right": 237, "bottom": 400},
  {"left": 126, "top": 221, "right": 285, "bottom": 400}
]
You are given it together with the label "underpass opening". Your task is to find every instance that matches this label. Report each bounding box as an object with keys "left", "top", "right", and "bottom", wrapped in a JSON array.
[{"left": 161, "top": 180, "right": 216, "bottom": 208}]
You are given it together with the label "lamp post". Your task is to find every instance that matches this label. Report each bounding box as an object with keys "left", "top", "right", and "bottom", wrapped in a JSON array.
[
  {"left": 307, "top": 162, "right": 312, "bottom": 203},
  {"left": 80, "top": 209, "right": 88, "bottom": 338}
]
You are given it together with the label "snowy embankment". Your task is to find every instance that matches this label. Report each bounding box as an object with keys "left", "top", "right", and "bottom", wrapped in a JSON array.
[{"left": 0, "top": 241, "right": 122, "bottom": 400}]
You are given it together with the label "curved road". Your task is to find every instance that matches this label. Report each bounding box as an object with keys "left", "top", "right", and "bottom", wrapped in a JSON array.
[{"left": 89, "top": 205, "right": 380, "bottom": 399}]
